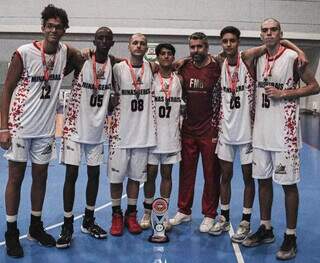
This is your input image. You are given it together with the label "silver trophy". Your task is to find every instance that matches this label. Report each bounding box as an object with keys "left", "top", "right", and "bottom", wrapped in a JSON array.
[{"left": 148, "top": 198, "right": 169, "bottom": 243}]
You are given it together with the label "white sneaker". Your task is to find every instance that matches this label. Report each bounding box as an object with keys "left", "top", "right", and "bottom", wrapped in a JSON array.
[
  {"left": 231, "top": 220, "right": 251, "bottom": 243},
  {"left": 208, "top": 215, "right": 230, "bottom": 236},
  {"left": 199, "top": 217, "right": 215, "bottom": 233},
  {"left": 169, "top": 212, "right": 191, "bottom": 226},
  {"left": 139, "top": 212, "right": 151, "bottom": 229}
]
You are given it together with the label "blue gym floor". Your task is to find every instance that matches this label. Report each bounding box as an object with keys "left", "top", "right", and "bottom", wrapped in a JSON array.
[{"left": 0, "top": 113, "right": 319, "bottom": 263}]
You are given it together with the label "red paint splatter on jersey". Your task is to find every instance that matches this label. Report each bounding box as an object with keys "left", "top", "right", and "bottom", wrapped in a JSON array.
[
  {"left": 63, "top": 78, "right": 82, "bottom": 139},
  {"left": 283, "top": 98, "right": 300, "bottom": 174},
  {"left": 8, "top": 70, "right": 29, "bottom": 135}
]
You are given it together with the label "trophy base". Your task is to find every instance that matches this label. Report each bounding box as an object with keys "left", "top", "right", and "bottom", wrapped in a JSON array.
[{"left": 148, "top": 234, "right": 169, "bottom": 243}]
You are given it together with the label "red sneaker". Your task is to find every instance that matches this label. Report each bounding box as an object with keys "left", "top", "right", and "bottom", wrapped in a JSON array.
[
  {"left": 110, "top": 213, "right": 124, "bottom": 236},
  {"left": 125, "top": 211, "right": 142, "bottom": 234}
]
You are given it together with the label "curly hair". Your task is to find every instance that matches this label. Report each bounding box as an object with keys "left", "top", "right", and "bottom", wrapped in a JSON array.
[{"left": 41, "top": 4, "right": 69, "bottom": 29}]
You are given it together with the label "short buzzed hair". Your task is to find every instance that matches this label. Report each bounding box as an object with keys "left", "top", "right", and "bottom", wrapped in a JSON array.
[
  {"left": 189, "top": 32, "right": 208, "bottom": 43},
  {"left": 189, "top": 32, "right": 208, "bottom": 46},
  {"left": 129, "top": 33, "right": 147, "bottom": 44},
  {"left": 261, "top": 18, "right": 281, "bottom": 31}
]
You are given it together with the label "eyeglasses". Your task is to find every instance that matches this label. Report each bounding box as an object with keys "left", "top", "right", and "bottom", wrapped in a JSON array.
[
  {"left": 45, "top": 23, "right": 65, "bottom": 31},
  {"left": 261, "top": 27, "right": 280, "bottom": 33}
]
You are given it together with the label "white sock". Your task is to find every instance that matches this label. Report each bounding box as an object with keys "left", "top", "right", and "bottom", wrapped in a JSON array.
[
  {"left": 111, "top": 198, "right": 121, "bottom": 207},
  {"left": 260, "top": 220, "right": 272, "bottom": 230},
  {"left": 221, "top": 204, "right": 230, "bottom": 211},
  {"left": 286, "top": 228, "right": 296, "bottom": 236},
  {"left": 64, "top": 211, "right": 73, "bottom": 218},
  {"left": 6, "top": 215, "right": 17, "bottom": 222},
  {"left": 144, "top": 197, "right": 154, "bottom": 204},
  {"left": 243, "top": 207, "right": 252, "bottom": 214},
  {"left": 31, "top": 210, "right": 42, "bottom": 217},
  {"left": 127, "top": 198, "right": 137, "bottom": 206},
  {"left": 86, "top": 205, "right": 95, "bottom": 211}
]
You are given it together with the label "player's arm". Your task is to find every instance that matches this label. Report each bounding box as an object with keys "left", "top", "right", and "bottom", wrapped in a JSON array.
[
  {"left": 64, "top": 45, "right": 85, "bottom": 76},
  {"left": 0, "top": 52, "right": 23, "bottom": 149},
  {"left": 265, "top": 65, "right": 320, "bottom": 100},
  {"left": 173, "top": 56, "right": 192, "bottom": 71},
  {"left": 241, "top": 45, "right": 266, "bottom": 68},
  {"left": 280, "top": 39, "right": 308, "bottom": 68},
  {"left": 108, "top": 65, "right": 120, "bottom": 113}
]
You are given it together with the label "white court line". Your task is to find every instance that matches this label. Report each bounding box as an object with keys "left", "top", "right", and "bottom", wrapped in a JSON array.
[
  {"left": 0, "top": 184, "right": 144, "bottom": 247},
  {"left": 228, "top": 224, "right": 245, "bottom": 263}
]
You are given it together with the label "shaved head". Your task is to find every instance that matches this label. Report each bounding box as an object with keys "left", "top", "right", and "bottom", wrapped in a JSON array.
[
  {"left": 261, "top": 18, "right": 281, "bottom": 31},
  {"left": 95, "top": 26, "right": 113, "bottom": 37}
]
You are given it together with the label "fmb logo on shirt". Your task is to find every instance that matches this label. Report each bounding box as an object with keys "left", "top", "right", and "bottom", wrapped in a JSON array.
[{"left": 189, "top": 78, "right": 204, "bottom": 89}]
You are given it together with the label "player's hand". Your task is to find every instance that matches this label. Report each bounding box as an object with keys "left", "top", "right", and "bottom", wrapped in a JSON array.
[
  {"left": 173, "top": 56, "right": 191, "bottom": 71},
  {"left": 0, "top": 130, "right": 11, "bottom": 150},
  {"left": 110, "top": 92, "right": 120, "bottom": 108},
  {"left": 297, "top": 51, "right": 309, "bottom": 71},
  {"left": 265, "top": 86, "right": 283, "bottom": 100},
  {"left": 81, "top": 48, "right": 93, "bottom": 60}
]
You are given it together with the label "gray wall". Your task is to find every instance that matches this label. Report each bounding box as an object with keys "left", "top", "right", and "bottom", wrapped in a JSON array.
[{"left": 0, "top": 0, "right": 320, "bottom": 109}]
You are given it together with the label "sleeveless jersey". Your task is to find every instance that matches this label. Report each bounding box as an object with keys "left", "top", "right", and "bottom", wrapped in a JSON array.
[
  {"left": 63, "top": 56, "right": 112, "bottom": 144},
  {"left": 8, "top": 41, "right": 67, "bottom": 138},
  {"left": 109, "top": 60, "right": 157, "bottom": 149},
  {"left": 253, "top": 47, "right": 301, "bottom": 152},
  {"left": 179, "top": 59, "right": 221, "bottom": 138},
  {"left": 151, "top": 72, "right": 184, "bottom": 153},
  {"left": 219, "top": 55, "right": 255, "bottom": 145}
]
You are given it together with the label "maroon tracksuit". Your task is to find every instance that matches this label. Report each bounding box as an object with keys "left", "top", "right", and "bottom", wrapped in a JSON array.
[{"left": 178, "top": 58, "right": 221, "bottom": 218}]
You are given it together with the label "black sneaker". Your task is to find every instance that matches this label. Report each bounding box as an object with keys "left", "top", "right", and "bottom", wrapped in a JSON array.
[
  {"left": 242, "top": 224, "right": 275, "bottom": 247},
  {"left": 276, "top": 234, "right": 297, "bottom": 260},
  {"left": 5, "top": 229, "right": 24, "bottom": 258},
  {"left": 28, "top": 221, "right": 56, "bottom": 247},
  {"left": 56, "top": 223, "right": 74, "bottom": 249},
  {"left": 81, "top": 216, "right": 107, "bottom": 239}
]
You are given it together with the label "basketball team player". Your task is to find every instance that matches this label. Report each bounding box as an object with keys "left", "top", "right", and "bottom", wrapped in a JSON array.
[
  {"left": 56, "top": 27, "right": 116, "bottom": 248},
  {"left": 0, "top": 4, "right": 83, "bottom": 258},
  {"left": 108, "top": 33, "right": 157, "bottom": 236},
  {"left": 241, "top": 18, "right": 319, "bottom": 260},
  {"left": 139, "top": 43, "right": 184, "bottom": 231}
]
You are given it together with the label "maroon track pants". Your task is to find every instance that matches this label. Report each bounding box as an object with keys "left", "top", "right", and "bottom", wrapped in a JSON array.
[{"left": 178, "top": 136, "right": 220, "bottom": 218}]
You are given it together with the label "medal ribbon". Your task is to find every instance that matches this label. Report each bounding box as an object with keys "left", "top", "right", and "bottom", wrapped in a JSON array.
[
  {"left": 40, "top": 41, "right": 56, "bottom": 83},
  {"left": 125, "top": 59, "right": 144, "bottom": 95},
  {"left": 92, "top": 53, "right": 108, "bottom": 92},
  {"left": 263, "top": 45, "right": 285, "bottom": 80},
  {"left": 225, "top": 53, "right": 240, "bottom": 94},
  {"left": 158, "top": 72, "right": 173, "bottom": 103}
]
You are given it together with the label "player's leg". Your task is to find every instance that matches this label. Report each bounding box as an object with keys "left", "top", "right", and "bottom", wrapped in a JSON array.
[
  {"left": 56, "top": 139, "right": 80, "bottom": 248},
  {"left": 243, "top": 148, "right": 274, "bottom": 247},
  {"left": 81, "top": 144, "right": 107, "bottom": 239},
  {"left": 125, "top": 148, "right": 148, "bottom": 234},
  {"left": 140, "top": 161, "right": 158, "bottom": 230},
  {"left": 160, "top": 162, "right": 173, "bottom": 231},
  {"left": 5, "top": 160, "right": 27, "bottom": 258}
]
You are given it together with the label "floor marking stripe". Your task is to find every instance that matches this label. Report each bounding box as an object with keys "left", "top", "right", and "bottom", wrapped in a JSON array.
[
  {"left": 0, "top": 184, "right": 144, "bottom": 247},
  {"left": 229, "top": 224, "right": 245, "bottom": 263}
]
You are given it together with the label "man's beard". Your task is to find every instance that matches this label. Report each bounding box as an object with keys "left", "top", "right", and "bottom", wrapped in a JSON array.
[{"left": 192, "top": 53, "right": 206, "bottom": 64}]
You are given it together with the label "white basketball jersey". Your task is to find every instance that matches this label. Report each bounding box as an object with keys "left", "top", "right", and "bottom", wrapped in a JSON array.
[
  {"left": 152, "top": 72, "right": 183, "bottom": 153},
  {"left": 253, "top": 48, "right": 301, "bottom": 151},
  {"left": 63, "top": 56, "right": 112, "bottom": 144},
  {"left": 219, "top": 55, "right": 255, "bottom": 145},
  {"left": 8, "top": 41, "right": 67, "bottom": 138},
  {"left": 109, "top": 60, "right": 157, "bottom": 148}
]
